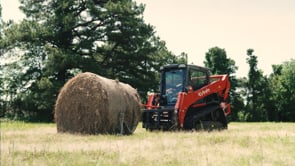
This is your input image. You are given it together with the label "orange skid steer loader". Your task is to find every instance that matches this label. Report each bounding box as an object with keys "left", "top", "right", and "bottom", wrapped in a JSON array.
[{"left": 142, "top": 64, "right": 231, "bottom": 130}]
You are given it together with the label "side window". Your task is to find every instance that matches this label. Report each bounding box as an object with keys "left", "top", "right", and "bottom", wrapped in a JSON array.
[{"left": 189, "top": 69, "right": 207, "bottom": 90}]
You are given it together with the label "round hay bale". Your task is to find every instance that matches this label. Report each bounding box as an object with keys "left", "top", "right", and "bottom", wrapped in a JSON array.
[{"left": 54, "top": 72, "right": 141, "bottom": 135}]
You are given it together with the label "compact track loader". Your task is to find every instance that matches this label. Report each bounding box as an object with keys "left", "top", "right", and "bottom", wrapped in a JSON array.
[{"left": 142, "top": 64, "right": 231, "bottom": 130}]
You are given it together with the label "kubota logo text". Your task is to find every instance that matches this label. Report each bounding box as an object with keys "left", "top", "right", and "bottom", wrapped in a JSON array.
[{"left": 198, "top": 88, "right": 210, "bottom": 97}]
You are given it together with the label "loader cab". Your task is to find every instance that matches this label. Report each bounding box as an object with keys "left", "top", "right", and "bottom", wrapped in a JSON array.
[{"left": 160, "top": 64, "right": 210, "bottom": 106}]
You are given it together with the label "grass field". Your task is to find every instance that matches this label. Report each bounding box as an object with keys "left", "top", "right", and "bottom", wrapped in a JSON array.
[{"left": 1, "top": 120, "right": 295, "bottom": 166}]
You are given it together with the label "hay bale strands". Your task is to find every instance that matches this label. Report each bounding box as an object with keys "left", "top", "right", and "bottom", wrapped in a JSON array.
[{"left": 54, "top": 72, "right": 141, "bottom": 135}]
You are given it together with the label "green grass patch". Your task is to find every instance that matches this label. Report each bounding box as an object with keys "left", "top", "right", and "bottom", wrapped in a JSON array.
[
  {"left": 1, "top": 121, "right": 295, "bottom": 166},
  {"left": 0, "top": 119, "right": 55, "bottom": 130}
]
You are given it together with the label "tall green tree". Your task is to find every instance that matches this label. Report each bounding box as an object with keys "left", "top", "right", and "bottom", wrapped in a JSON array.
[
  {"left": 204, "top": 47, "right": 243, "bottom": 121},
  {"left": 0, "top": 3, "right": 4, "bottom": 116},
  {"left": 266, "top": 64, "right": 282, "bottom": 121},
  {"left": 246, "top": 49, "right": 269, "bottom": 121},
  {"left": 0, "top": 0, "right": 178, "bottom": 121},
  {"left": 270, "top": 60, "right": 295, "bottom": 121},
  {"left": 204, "top": 47, "right": 237, "bottom": 75}
]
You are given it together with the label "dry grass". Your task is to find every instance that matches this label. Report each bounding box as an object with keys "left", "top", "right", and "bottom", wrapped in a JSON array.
[{"left": 1, "top": 121, "right": 295, "bottom": 166}]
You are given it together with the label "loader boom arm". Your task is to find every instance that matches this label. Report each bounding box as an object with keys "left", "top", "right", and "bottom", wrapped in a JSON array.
[{"left": 175, "top": 74, "right": 231, "bottom": 128}]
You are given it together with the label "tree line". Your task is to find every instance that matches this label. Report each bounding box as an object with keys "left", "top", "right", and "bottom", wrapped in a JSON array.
[
  {"left": 0, "top": 0, "right": 294, "bottom": 122},
  {"left": 204, "top": 47, "right": 295, "bottom": 122}
]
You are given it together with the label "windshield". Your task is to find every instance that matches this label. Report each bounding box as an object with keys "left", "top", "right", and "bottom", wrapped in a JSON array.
[{"left": 164, "top": 69, "right": 184, "bottom": 105}]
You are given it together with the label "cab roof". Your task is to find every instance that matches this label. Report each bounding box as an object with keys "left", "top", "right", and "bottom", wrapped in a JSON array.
[{"left": 160, "top": 64, "right": 210, "bottom": 73}]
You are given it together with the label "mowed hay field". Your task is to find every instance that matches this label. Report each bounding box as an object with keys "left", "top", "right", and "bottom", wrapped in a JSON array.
[{"left": 1, "top": 121, "right": 295, "bottom": 166}]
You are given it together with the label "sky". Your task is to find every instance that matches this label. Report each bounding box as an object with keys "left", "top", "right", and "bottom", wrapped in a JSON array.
[{"left": 2, "top": 0, "right": 295, "bottom": 77}]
